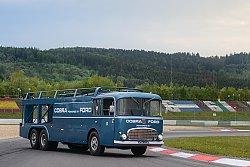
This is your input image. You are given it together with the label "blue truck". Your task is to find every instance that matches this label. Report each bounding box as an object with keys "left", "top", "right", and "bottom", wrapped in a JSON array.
[{"left": 20, "top": 87, "right": 163, "bottom": 156}]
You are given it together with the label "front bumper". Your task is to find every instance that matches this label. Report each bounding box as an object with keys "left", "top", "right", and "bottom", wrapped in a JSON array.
[{"left": 114, "top": 140, "right": 164, "bottom": 146}]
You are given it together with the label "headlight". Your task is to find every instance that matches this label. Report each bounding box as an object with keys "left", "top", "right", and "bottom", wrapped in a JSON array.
[
  {"left": 121, "top": 134, "right": 127, "bottom": 140},
  {"left": 158, "top": 134, "right": 163, "bottom": 140}
]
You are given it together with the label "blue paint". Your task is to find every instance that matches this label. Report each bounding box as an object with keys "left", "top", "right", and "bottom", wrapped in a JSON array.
[{"left": 20, "top": 87, "right": 163, "bottom": 148}]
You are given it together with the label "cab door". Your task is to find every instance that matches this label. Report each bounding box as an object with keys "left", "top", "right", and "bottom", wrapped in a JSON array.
[{"left": 99, "top": 98, "right": 115, "bottom": 146}]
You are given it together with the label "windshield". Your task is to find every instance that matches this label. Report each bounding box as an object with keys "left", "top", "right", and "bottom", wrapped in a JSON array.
[{"left": 116, "top": 98, "right": 161, "bottom": 116}]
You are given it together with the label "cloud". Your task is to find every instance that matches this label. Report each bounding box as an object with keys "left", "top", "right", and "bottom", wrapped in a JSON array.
[{"left": 0, "top": 0, "right": 250, "bottom": 56}]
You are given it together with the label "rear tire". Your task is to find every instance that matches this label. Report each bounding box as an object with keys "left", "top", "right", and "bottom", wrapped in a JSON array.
[
  {"left": 131, "top": 147, "right": 147, "bottom": 156},
  {"left": 88, "top": 131, "right": 105, "bottom": 156},
  {"left": 39, "top": 129, "right": 58, "bottom": 151},
  {"left": 29, "top": 129, "right": 39, "bottom": 149}
]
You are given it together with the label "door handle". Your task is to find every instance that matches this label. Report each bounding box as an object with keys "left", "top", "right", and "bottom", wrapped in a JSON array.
[{"left": 94, "top": 121, "right": 98, "bottom": 124}]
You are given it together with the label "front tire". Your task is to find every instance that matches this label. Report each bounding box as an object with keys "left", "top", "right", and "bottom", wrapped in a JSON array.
[
  {"left": 131, "top": 147, "right": 147, "bottom": 156},
  {"left": 39, "top": 129, "right": 58, "bottom": 151},
  {"left": 88, "top": 131, "right": 105, "bottom": 156},
  {"left": 29, "top": 129, "right": 39, "bottom": 149}
]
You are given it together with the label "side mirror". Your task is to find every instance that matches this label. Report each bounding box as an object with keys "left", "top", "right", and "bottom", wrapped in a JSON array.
[{"left": 109, "top": 105, "right": 115, "bottom": 113}]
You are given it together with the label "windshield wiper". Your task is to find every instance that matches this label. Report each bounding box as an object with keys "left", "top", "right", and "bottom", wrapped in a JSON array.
[{"left": 143, "top": 98, "right": 155, "bottom": 106}]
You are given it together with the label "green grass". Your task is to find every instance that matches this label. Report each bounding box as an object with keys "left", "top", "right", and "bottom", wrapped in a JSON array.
[
  {"left": 0, "top": 112, "right": 22, "bottom": 119},
  {"left": 163, "top": 112, "right": 250, "bottom": 121},
  {"left": 0, "top": 101, "right": 19, "bottom": 109},
  {"left": 164, "top": 136, "right": 250, "bottom": 159},
  {"left": 228, "top": 126, "right": 250, "bottom": 130}
]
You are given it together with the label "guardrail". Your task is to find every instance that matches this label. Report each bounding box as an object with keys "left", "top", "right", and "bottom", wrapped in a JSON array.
[
  {"left": 0, "top": 119, "right": 21, "bottom": 124},
  {"left": 164, "top": 120, "right": 250, "bottom": 126}
]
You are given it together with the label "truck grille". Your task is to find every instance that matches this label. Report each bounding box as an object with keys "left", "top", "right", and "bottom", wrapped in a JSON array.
[{"left": 127, "top": 128, "right": 157, "bottom": 140}]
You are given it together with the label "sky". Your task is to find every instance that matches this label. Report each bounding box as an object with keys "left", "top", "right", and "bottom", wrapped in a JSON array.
[{"left": 0, "top": 0, "right": 250, "bottom": 57}]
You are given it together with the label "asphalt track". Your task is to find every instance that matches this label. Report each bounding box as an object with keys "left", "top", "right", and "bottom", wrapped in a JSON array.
[{"left": 1, "top": 131, "right": 249, "bottom": 167}]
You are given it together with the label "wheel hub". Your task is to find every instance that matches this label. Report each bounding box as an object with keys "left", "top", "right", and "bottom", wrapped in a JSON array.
[
  {"left": 41, "top": 134, "right": 46, "bottom": 147},
  {"left": 91, "top": 136, "right": 98, "bottom": 151},
  {"left": 31, "top": 133, "right": 36, "bottom": 145}
]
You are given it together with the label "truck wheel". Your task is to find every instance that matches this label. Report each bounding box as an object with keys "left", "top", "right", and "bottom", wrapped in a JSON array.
[
  {"left": 68, "top": 144, "right": 88, "bottom": 151},
  {"left": 29, "top": 129, "right": 39, "bottom": 149},
  {"left": 39, "top": 129, "right": 58, "bottom": 151},
  {"left": 131, "top": 147, "right": 147, "bottom": 156},
  {"left": 88, "top": 131, "right": 105, "bottom": 156}
]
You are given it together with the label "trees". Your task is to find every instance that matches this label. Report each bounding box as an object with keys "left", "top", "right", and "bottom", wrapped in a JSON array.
[
  {"left": 0, "top": 71, "right": 119, "bottom": 97},
  {"left": 0, "top": 46, "right": 249, "bottom": 88},
  {"left": 86, "top": 75, "right": 115, "bottom": 87},
  {"left": 0, "top": 70, "right": 249, "bottom": 100},
  {"left": 0, "top": 46, "right": 249, "bottom": 99},
  {"left": 137, "top": 83, "right": 250, "bottom": 101}
]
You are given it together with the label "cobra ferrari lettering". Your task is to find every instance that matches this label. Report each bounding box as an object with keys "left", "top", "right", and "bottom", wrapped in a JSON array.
[
  {"left": 54, "top": 108, "right": 67, "bottom": 113},
  {"left": 54, "top": 107, "right": 91, "bottom": 113},
  {"left": 80, "top": 107, "right": 92, "bottom": 113},
  {"left": 148, "top": 120, "right": 160, "bottom": 124},
  {"left": 126, "top": 119, "right": 160, "bottom": 124},
  {"left": 126, "top": 120, "right": 142, "bottom": 123}
]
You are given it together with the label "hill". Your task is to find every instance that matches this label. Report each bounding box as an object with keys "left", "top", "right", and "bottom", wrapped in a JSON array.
[{"left": 0, "top": 46, "right": 249, "bottom": 88}]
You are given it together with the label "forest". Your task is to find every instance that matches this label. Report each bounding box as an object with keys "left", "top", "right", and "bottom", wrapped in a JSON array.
[
  {"left": 0, "top": 70, "right": 249, "bottom": 100},
  {"left": 0, "top": 46, "right": 249, "bottom": 100}
]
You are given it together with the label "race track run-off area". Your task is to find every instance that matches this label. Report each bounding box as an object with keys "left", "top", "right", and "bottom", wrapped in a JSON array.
[
  {"left": 0, "top": 138, "right": 220, "bottom": 167},
  {"left": 148, "top": 147, "right": 250, "bottom": 167},
  {"left": 0, "top": 136, "right": 250, "bottom": 167}
]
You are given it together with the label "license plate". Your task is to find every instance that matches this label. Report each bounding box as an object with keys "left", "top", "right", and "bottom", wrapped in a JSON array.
[{"left": 138, "top": 141, "right": 149, "bottom": 144}]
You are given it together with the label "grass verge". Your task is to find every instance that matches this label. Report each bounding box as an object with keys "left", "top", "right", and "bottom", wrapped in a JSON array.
[
  {"left": 163, "top": 112, "right": 250, "bottom": 121},
  {"left": 228, "top": 126, "right": 250, "bottom": 130},
  {"left": 164, "top": 136, "right": 250, "bottom": 159},
  {"left": 0, "top": 112, "right": 22, "bottom": 119}
]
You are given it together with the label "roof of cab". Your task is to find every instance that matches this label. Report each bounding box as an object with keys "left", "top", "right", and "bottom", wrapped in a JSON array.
[{"left": 95, "top": 91, "right": 161, "bottom": 100}]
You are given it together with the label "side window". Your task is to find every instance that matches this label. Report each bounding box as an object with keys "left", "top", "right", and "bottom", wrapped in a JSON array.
[
  {"left": 93, "top": 99, "right": 101, "bottom": 116},
  {"left": 103, "top": 98, "right": 115, "bottom": 116}
]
